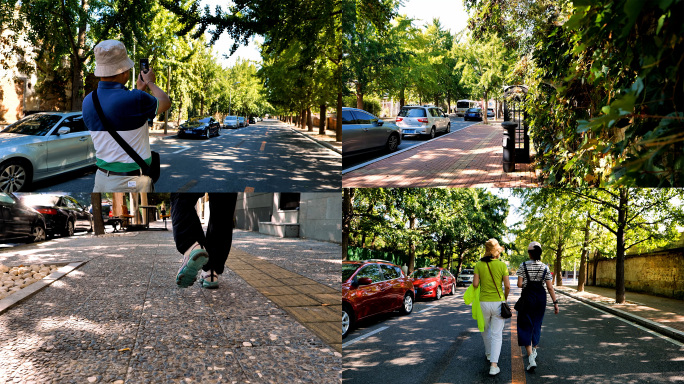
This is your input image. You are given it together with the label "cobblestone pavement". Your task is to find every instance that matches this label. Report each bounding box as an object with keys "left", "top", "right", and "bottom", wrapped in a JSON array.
[
  {"left": 342, "top": 123, "right": 539, "bottom": 188},
  {"left": 0, "top": 224, "right": 341, "bottom": 383}
]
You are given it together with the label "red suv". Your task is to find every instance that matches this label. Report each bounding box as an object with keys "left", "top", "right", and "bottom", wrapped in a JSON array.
[
  {"left": 410, "top": 267, "right": 456, "bottom": 300},
  {"left": 342, "top": 260, "right": 415, "bottom": 338}
]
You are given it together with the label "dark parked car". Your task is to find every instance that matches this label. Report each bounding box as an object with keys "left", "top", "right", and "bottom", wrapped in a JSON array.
[
  {"left": 238, "top": 117, "right": 246, "bottom": 128},
  {"left": 342, "top": 260, "right": 414, "bottom": 338},
  {"left": 249, "top": 116, "right": 256, "bottom": 124},
  {"left": 178, "top": 117, "right": 220, "bottom": 139},
  {"left": 464, "top": 108, "right": 483, "bottom": 121},
  {"left": 0, "top": 192, "right": 46, "bottom": 243},
  {"left": 18, "top": 194, "right": 93, "bottom": 237}
]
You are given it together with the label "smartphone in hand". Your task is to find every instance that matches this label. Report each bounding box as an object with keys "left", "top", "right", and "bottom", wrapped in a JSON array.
[{"left": 140, "top": 58, "right": 149, "bottom": 74}]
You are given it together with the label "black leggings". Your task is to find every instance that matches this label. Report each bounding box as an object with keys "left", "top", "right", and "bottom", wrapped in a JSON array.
[{"left": 171, "top": 193, "right": 238, "bottom": 274}]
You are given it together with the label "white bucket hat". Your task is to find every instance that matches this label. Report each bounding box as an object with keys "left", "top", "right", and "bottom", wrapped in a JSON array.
[{"left": 94, "top": 40, "right": 134, "bottom": 77}]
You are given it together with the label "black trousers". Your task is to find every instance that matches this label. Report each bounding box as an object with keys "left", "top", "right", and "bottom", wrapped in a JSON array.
[{"left": 171, "top": 193, "right": 238, "bottom": 274}]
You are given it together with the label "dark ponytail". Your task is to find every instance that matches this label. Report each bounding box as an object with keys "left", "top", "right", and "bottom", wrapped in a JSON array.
[{"left": 528, "top": 245, "right": 542, "bottom": 261}]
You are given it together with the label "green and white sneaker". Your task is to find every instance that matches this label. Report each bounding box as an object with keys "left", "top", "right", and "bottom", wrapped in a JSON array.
[
  {"left": 200, "top": 270, "right": 219, "bottom": 289},
  {"left": 176, "top": 243, "right": 209, "bottom": 288}
]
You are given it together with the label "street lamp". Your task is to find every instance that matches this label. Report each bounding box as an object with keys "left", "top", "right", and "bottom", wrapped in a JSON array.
[{"left": 229, "top": 81, "right": 241, "bottom": 116}]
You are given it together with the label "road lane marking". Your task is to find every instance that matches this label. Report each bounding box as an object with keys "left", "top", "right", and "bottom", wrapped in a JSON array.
[
  {"left": 511, "top": 310, "right": 526, "bottom": 384},
  {"left": 342, "top": 326, "right": 389, "bottom": 349},
  {"left": 568, "top": 295, "right": 684, "bottom": 347},
  {"left": 172, "top": 146, "right": 192, "bottom": 154},
  {"left": 244, "top": 187, "right": 254, "bottom": 193},
  {"left": 416, "top": 305, "right": 439, "bottom": 314},
  {"left": 260, "top": 141, "right": 266, "bottom": 151}
]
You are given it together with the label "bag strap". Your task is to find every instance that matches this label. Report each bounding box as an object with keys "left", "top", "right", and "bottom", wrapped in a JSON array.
[
  {"left": 91, "top": 89, "right": 150, "bottom": 174},
  {"left": 485, "top": 261, "right": 505, "bottom": 302}
]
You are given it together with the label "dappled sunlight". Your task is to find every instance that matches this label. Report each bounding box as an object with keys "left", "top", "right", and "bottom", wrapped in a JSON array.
[{"left": 388, "top": 351, "right": 426, "bottom": 366}]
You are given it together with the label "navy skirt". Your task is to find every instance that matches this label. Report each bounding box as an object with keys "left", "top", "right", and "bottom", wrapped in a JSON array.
[{"left": 517, "top": 284, "right": 547, "bottom": 346}]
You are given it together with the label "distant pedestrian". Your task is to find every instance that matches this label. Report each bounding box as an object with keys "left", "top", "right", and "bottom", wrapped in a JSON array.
[
  {"left": 171, "top": 193, "right": 238, "bottom": 289},
  {"left": 473, "top": 238, "right": 510, "bottom": 376},
  {"left": 83, "top": 39, "right": 171, "bottom": 192},
  {"left": 515, "top": 241, "right": 559, "bottom": 372}
]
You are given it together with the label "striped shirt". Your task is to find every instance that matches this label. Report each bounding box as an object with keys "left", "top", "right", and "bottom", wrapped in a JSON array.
[
  {"left": 516, "top": 260, "right": 552, "bottom": 288},
  {"left": 83, "top": 81, "right": 158, "bottom": 172}
]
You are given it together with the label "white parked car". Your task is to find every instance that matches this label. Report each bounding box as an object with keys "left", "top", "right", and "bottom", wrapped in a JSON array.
[
  {"left": 395, "top": 105, "right": 451, "bottom": 140},
  {"left": 457, "top": 269, "right": 474, "bottom": 287}
]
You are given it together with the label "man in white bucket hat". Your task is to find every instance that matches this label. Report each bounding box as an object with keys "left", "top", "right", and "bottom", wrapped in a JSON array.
[{"left": 82, "top": 39, "right": 171, "bottom": 192}]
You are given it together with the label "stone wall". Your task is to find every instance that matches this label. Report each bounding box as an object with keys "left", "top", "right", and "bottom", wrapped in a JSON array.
[{"left": 588, "top": 248, "right": 684, "bottom": 299}]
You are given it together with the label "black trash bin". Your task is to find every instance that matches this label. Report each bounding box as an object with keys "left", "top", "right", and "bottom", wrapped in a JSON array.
[{"left": 502, "top": 121, "right": 517, "bottom": 172}]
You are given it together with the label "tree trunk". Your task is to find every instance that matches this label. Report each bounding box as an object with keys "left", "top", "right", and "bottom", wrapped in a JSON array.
[
  {"left": 399, "top": 88, "right": 405, "bottom": 109},
  {"left": 342, "top": 188, "right": 354, "bottom": 261},
  {"left": 91, "top": 193, "right": 105, "bottom": 235},
  {"left": 408, "top": 216, "right": 416, "bottom": 274},
  {"left": 336, "top": 92, "right": 343, "bottom": 141},
  {"left": 200, "top": 95, "right": 205, "bottom": 116},
  {"left": 554, "top": 241, "right": 563, "bottom": 286},
  {"left": 319, "top": 104, "right": 326, "bottom": 134},
  {"left": 356, "top": 82, "right": 363, "bottom": 110},
  {"left": 482, "top": 90, "right": 488, "bottom": 125},
  {"left": 307, "top": 107, "right": 313, "bottom": 132},
  {"left": 438, "top": 243, "right": 445, "bottom": 268},
  {"left": 577, "top": 217, "right": 591, "bottom": 292},
  {"left": 447, "top": 94, "right": 451, "bottom": 114},
  {"left": 615, "top": 189, "right": 628, "bottom": 304}
]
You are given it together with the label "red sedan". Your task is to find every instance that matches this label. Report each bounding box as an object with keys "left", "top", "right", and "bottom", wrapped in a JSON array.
[
  {"left": 410, "top": 267, "right": 456, "bottom": 300},
  {"left": 342, "top": 260, "right": 415, "bottom": 338}
]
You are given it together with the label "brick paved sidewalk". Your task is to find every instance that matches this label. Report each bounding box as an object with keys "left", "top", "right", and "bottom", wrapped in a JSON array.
[
  {"left": 0, "top": 223, "right": 341, "bottom": 383},
  {"left": 343, "top": 123, "right": 539, "bottom": 188},
  {"left": 556, "top": 284, "right": 684, "bottom": 339}
]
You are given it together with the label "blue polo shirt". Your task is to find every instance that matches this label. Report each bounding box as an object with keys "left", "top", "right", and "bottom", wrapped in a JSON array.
[{"left": 82, "top": 81, "right": 158, "bottom": 172}]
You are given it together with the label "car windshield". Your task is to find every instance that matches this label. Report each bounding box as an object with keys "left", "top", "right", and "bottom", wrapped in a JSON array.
[
  {"left": 225, "top": 116, "right": 237, "bottom": 121},
  {"left": 343, "top": 263, "right": 362, "bottom": 282},
  {"left": 185, "top": 118, "right": 210, "bottom": 127},
  {"left": 460, "top": 269, "right": 474, "bottom": 276},
  {"left": 19, "top": 194, "right": 60, "bottom": 206},
  {"left": 1, "top": 114, "right": 63, "bottom": 136},
  {"left": 467, "top": 108, "right": 481, "bottom": 113},
  {"left": 411, "top": 268, "right": 439, "bottom": 278},
  {"left": 457, "top": 101, "right": 471, "bottom": 108},
  {"left": 398, "top": 108, "right": 426, "bottom": 118}
]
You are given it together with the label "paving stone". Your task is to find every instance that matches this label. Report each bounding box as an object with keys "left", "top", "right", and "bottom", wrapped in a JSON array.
[
  {"left": 219, "top": 315, "right": 325, "bottom": 348},
  {"left": 126, "top": 348, "right": 247, "bottom": 383},
  {"left": 8, "top": 350, "right": 128, "bottom": 383},
  {"left": 234, "top": 345, "right": 341, "bottom": 383}
]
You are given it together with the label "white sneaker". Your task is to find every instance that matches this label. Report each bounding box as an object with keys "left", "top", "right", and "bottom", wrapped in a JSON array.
[
  {"left": 489, "top": 366, "right": 500, "bottom": 376},
  {"left": 527, "top": 355, "right": 537, "bottom": 372},
  {"left": 531, "top": 347, "right": 537, "bottom": 360}
]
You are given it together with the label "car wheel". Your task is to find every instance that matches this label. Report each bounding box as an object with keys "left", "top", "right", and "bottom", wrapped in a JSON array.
[
  {"left": 342, "top": 304, "right": 353, "bottom": 339},
  {"left": 63, "top": 220, "right": 74, "bottom": 237},
  {"left": 0, "top": 160, "right": 31, "bottom": 192},
  {"left": 204, "top": 129, "right": 210, "bottom": 139},
  {"left": 400, "top": 293, "right": 414, "bottom": 315},
  {"left": 446, "top": 123, "right": 451, "bottom": 133},
  {"left": 386, "top": 133, "right": 399, "bottom": 152},
  {"left": 450, "top": 283, "right": 456, "bottom": 295},
  {"left": 27, "top": 224, "right": 46, "bottom": 243},
  {"left": 435, "top": 286, "right": 442, "bottom": 300},
  {"left": 428, "top": 128, "right": 435, "bottom": 140}
]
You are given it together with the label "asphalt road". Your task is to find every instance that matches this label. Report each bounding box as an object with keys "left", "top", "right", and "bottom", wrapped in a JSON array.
[
  {"left": 343, "top": 277, "right": 684, "bottom": 384},
  {"left": 32, "top": 119, "right": 341, "bottom": 192},
  {"left": 342, "top": 116, "right": 478, "bottom": 172}
]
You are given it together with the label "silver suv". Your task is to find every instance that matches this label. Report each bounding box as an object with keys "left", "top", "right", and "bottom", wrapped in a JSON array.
[{"left": 395, "top": 105, "right": 451, "bottom": 140}]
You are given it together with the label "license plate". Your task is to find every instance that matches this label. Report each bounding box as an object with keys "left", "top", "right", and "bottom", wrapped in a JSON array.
[{"left": 403, "top": 129, "right": 415, "bottom": 134}]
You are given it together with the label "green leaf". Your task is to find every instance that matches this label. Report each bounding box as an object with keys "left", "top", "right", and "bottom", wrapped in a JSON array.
[{"left": 656, "top": 14, "right": 666, "bottom": 35}]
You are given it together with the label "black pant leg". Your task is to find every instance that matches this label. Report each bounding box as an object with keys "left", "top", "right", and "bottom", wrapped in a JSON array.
[
  {"left": 203, "top": 193, "right": 238, "bottom": 274},
  {"left": 171, "top": 193, "right": 206, "bottom": 255}
]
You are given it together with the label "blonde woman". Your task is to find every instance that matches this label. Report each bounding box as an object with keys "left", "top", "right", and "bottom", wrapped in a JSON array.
[{"left": 473, "top": 238, "right": 510, "bottom": 376}]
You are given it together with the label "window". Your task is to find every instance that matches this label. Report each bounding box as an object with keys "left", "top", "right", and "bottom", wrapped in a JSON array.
[
  {"left": 398, "top": 108, "right": 427, "bottom": 117},
  {"left": 54, "top": 116, "right": 86, "bottom": 134},
  {"left": 381, "top": 264, "right": 400, "bottom": 280},
  {"left": 279, "top": 193, "right": 300, "bottom": 211},
  {"left": 352, "top": 111, "right": 374, "bottom": 124},
  {"left": 0, "top": 194, "right": 15, "bottom": 205},
  {"left": 356, "top": 264, "right": 383, "bottom": 283},
  {"left": 341, "top": 110, "right": 356, "bottom": 124}
]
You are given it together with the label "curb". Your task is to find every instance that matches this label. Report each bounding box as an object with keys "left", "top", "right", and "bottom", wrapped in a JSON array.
[
  {"left": 0, "top": 261, "right": 87, "bottom": 315},
  {"left": 287, "top": 127, "right": 342, "bottom": 155},
  {"left": 556, "top": 288, "right": 684, "bottom": 343}
]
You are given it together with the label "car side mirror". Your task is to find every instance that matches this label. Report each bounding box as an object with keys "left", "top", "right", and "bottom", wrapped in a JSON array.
[
  {"left": 57, "top": 127, "right": 71, "bottom": 135},
  {"left": 376, "top": 119, "right": 384, "bottom": 126},
  {"left": 356, "top": 277, "right": 373, "bottom": 286}
]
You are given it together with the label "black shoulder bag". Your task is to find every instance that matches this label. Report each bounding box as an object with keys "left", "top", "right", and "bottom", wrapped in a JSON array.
[
  {"left": 91, "top": 89, "right": 160, "bottom": 183},
  {"left": 486, "top": 261, "right": 512, "bottom": 319}
]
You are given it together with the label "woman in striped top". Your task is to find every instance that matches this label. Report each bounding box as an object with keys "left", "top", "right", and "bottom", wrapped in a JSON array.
[{"left": 516, "top": 241, "right": 559, "bottom": 372}]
